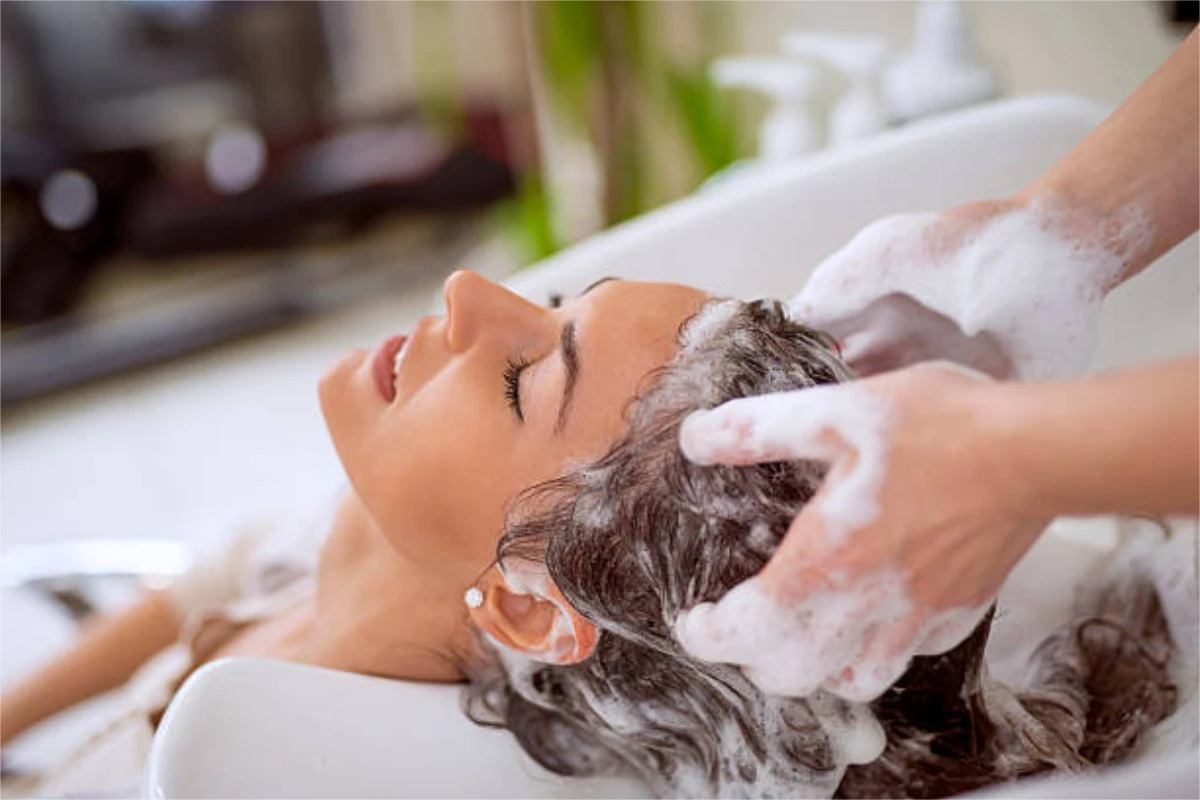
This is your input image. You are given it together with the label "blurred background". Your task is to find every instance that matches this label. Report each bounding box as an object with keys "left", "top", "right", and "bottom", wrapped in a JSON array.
[{"left": 0, "top": 0, "right": 1195, "bottom": 781}]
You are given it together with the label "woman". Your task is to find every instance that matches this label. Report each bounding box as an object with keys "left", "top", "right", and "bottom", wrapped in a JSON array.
[
  {"left": 0, "top": 271, "right": 706, "bottom": 795},
  {"left": 0, "top": 273, "right": 1181, "bottom": 797}
]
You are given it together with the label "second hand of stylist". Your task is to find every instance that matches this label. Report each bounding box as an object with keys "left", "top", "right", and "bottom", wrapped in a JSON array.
[{"left": 674, "top": 28, "right": 1199, "bottom": 703}]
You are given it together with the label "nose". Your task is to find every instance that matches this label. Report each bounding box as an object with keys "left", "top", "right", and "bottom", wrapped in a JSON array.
[{"left": 443, "top": 271, "right": 552, "bottom": 353}]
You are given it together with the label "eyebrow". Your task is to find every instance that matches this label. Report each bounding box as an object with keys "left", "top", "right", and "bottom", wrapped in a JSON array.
[
  {"left": 581, "top": 276, "right": 619, "bottom": 295},
  {"left": 549, "top": 277, "right": 614, "bottom": 433},
  {"left": 548, "top": 277, "right": 616, "bottom": 309},
  {"left": 554, "top": 321, "right": 579, "bottom": 435}
]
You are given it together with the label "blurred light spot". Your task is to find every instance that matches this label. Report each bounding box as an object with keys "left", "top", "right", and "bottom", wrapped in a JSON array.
[
  {"left": 205, "top": 123, "right": 267, "bottom": 194},
  {"left": 40, "top": 170, "right": 98, "bottom": 231},
  {"left": 136, "top": 0, "right": 212, "bottom": 26}
]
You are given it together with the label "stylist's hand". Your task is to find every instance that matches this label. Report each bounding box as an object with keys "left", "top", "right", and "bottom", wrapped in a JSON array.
[
  {"left": 673, "top": 362, "right": 1050, "bottom": 703},
  {"left": 792, "top": 195, "right": 1124, "bottom": 381}
]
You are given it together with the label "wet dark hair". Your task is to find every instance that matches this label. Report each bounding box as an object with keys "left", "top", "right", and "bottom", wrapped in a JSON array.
[{"left": 465, "top": 299, "right": 1178, "bottom": 798}]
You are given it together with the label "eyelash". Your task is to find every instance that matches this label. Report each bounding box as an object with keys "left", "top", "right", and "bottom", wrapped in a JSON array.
[
  {"left": 503, "top": 293, "right": 565, "bottom": 421},
  {"left": 503, "top": 356, "right": 531, "bottom": 421}
]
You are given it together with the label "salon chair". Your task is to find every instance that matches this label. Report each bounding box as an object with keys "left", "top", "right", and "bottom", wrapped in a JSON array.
[{"left": 131, "top": 94, "right": 1197, "bottom": 797}]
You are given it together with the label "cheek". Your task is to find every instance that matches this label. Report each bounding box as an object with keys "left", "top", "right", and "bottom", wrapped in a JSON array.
[{"left": 351, "top": 380, "right": 516, "bottom": 563}]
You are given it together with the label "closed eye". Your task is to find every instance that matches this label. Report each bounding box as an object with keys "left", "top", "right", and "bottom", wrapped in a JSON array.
[
  {"left": 503, "top": 356, "right": 530, "bottom": 421},
  {"left": 518, "top": 277, "right": 611, "bottom": 426}
]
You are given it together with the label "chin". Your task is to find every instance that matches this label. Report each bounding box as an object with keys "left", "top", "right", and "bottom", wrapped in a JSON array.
[
  {"left": 318, "top": 349, "right": 368, "bottom": 445},
  {"left": 319, "top": 346, "right": 364, "bottom": 395}
]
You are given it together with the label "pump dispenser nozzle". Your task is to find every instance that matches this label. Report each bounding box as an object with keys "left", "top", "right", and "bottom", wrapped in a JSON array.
[
  {"left": 782, "top": 32, "right": 892, "bottom": 147},
  {"left": 882, "top": 0, "right": 998, "bottom": 122},
  {"left": 711, "top": 57, "right": 820, "bottom": 161}
]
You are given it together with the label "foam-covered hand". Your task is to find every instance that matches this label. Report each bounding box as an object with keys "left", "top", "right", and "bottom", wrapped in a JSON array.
[
  {"left": 673, "top": 362, "right": 1049, "bottom": 703},
  {"left": 791, "top": 197, "right": 1139, "bottom": 380}
]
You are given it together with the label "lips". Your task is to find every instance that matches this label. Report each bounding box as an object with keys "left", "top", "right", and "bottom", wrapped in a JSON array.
[{"left": 371, "top": 334, "right": 408, "bottom": 403}]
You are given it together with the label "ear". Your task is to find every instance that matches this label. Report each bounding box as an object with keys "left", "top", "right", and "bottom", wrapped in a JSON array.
[{"left": 468, "top": 564, "right": 598, "bottom": 665}]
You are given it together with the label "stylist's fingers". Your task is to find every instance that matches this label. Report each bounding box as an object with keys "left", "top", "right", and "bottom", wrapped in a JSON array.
[
  {"left": 789, "top": 211, "right": 937, "bottom": 326},
  {"left": 839, "top": 296, "right": 1017, "bottom": 379},
  {"left": 824, "top": 649, "right": 912, "bottom": 704},
  {"left": 680, "top": 387, "right": 842, "bottom": 466},
  {"left": 676, "top": 361, "right": 1041, "bottom": 701},
  {"left": 683, "top": 383, "right": 894, "bottom": 554},
  {"left": 822, "top": 596, "right": 993, "bottom": 703},
  {"left": 680, "top": 384, "right": 885, "bottom": 468},
  {"left": 673, "top": 577, "right": 774, "bottom": 664},
  {"left": 678, "top": 500, "right": 893, "bottom": 696},
  {"left": 822, "top": 616, "right": 920, "bottom": 703},
  {"left": 675, "top": 510, "right": 833, "bottom": 669}
]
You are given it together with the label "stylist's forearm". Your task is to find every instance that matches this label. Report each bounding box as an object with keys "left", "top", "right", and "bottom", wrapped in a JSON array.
[
  {"left": 1020, "top": 27, "right": 1199, "bottom": 279},
  {"left": 995, "top": 356, "right": 1199, "bottom": 518}
]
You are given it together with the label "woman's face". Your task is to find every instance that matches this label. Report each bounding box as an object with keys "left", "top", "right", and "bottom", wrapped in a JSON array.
[{"left": 320, "top": 271, "right": 707, "bottom": 574}]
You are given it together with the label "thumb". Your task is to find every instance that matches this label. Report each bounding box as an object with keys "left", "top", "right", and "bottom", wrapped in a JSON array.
[
  {"left": 789, "top": 227, "right": 897, "bottom": 328},
  {"left": 791, "top": 209, "right": 941, "bottom": 328},
  {"left": 788, "top": 268, "right": 871, "bottom": 331}
]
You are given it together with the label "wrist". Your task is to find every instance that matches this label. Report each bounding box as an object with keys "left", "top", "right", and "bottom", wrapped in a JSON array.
[
  {"left": 1014, "top": 178, "right": 1154, "bottom": 289},
  {"left": 973, "top": 379, "right": 1064, "bottom": 523},
  {"left": 1015, "top": 159, "right": 1105, "bottom": 222}
]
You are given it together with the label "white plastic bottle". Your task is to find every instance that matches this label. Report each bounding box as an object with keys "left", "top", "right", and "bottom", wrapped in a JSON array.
[
  {"left": 710, "top": 57, "right": 820, "bottom": 161},
  {"left": 881, "top": 0, "right": 999, "bottom": 123},
  {"left": 783, "top": 33, "right": 892, "bottom": 147}
]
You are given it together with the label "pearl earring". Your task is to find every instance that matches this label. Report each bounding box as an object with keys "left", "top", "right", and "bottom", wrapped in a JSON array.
[{"left": 464, "top": 587, "right": 484, "bottom": 609}]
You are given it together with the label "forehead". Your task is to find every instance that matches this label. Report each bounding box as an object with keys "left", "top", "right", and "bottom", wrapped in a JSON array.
[
  {"left": 575, "top": 280, "right": 709, "bottom": 361},
  {"left": 577, "top": 278, "right": 707, "bottom": 323},
  {"left": 562, "top": 280, "right": 708, "bottom": 448}
]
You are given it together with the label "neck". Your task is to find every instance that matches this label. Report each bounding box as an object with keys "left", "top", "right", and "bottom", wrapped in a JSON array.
[{"left": 302, "top": 494, "right": 477, "bottom": 683}]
